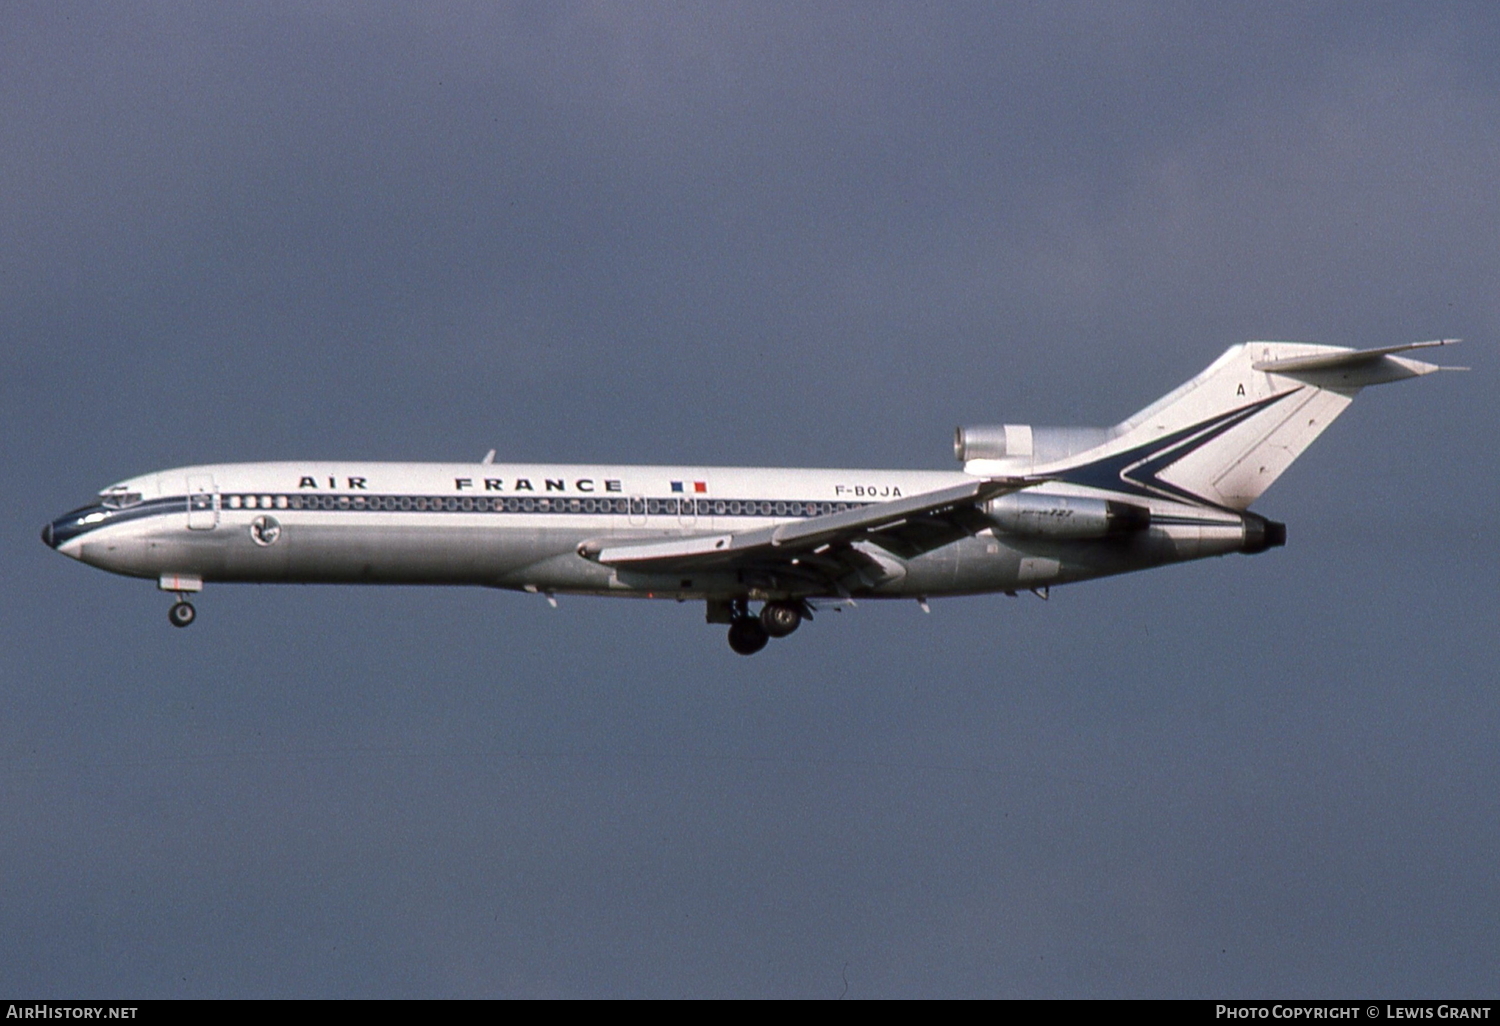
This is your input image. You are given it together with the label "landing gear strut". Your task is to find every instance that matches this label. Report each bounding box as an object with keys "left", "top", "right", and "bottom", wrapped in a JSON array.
[{"left": 168, "top": 600, "right": 197, "bottom": 628}]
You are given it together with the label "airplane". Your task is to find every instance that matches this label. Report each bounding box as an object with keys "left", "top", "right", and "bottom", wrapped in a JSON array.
[{"left": 42, "top": 340, "right": 1460, "bottom": 654}]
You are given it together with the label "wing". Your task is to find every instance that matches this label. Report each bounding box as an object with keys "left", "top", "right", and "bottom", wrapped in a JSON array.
[{"left": 579, "top": 477, "right": 1029, "bottom": 593}]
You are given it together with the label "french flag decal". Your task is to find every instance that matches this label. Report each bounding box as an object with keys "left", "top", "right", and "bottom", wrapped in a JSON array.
[{"left": 670, "top": 481, "right": 708, "bottom": 493}]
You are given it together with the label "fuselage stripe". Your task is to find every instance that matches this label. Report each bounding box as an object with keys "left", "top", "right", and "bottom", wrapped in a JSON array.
[{"left": 49, "top": 494, "right": 877, "bottom": 546}]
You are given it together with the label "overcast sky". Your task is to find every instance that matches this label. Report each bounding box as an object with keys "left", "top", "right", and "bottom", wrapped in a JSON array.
[{"left": 3, "top": 2, "right": 1497, "bottom": 997}]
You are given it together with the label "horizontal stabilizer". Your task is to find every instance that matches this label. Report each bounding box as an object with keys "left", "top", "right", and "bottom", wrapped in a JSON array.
[{"left": 1251, "top": 339, "right": 1462, "bottom": 378}]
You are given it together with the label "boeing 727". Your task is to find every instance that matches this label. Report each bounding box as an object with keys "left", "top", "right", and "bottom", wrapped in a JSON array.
[{"left": 42, "top": 341, "right": 1459, "bottom": 653}]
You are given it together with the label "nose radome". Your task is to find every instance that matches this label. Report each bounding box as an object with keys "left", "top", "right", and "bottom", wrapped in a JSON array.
[{"left": 41, "top": 521, "right": 55, "bottom": 548}]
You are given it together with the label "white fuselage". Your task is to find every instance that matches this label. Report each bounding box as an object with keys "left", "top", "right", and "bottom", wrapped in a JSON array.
[{"left": 46, "top": 459, "right": 1255, "bottom": 602}]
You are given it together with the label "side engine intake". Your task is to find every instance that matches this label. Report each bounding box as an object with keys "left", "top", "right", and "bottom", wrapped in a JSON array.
[{"left": 954, "top": 424, "right": 1111, "bottom": 464}]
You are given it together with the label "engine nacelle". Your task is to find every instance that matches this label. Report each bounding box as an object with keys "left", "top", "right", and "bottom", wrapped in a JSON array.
[
  {"left": 954, "top": 424, "right": 1111, "bottom": 464},
  {"left": 986, "top": 493, "right": 1151, "bottom": 539}
]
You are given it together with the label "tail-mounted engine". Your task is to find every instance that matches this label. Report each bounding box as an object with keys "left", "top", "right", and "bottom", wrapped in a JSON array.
[
  {"left": 1240, "top": 512, "right": 1287, "bottom": 554},
  {"left": 954, "top": 424, "right": 1111, "bottom": 465},
  {"left": 985, "top": 492, "right": 1151, "bottom": 539}
]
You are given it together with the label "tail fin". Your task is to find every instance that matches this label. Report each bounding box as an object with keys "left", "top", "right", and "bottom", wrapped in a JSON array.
[{"left": 1042, "top": 340, "right": 1458, "bottom": 510}]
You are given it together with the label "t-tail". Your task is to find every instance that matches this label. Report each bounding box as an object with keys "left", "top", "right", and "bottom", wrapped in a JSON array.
[{"left": 958, "top": 340, "right": 1462, "bottom": 511}]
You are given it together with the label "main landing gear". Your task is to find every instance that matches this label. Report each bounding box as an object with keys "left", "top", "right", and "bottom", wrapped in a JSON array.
[
  {"left": 724, "top": 599, "right": 807, "bottom": 655},
  {"left": 168, "top": 599, "right": 196, "bottom": 628},
  {"left": 727, "top": 615, "right": 767, "bottom": 655}
]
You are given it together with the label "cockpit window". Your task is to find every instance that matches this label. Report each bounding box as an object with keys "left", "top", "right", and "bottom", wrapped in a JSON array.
[{"left": 99, "top": 490, "right": 143, "bottom": 510}]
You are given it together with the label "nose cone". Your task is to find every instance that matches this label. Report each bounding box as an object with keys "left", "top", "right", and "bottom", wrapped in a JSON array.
[{"left": 43, "top": 505, "right": 110, "bottom": 563}]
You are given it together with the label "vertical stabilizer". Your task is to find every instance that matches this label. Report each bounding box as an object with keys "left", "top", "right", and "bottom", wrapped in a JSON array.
[{"left": 1034, "top": 341, "right": 1454, "bottom": 510}]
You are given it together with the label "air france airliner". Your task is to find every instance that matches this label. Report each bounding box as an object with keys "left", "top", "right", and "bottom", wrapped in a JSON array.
[{"left": 42, "top": 341, "right": 1459, "bottom": 653}]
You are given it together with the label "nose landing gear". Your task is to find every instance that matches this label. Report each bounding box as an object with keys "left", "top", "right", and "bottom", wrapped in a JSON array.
[{"left": 158, "top": 575, "right": 203, "bottom": 629}]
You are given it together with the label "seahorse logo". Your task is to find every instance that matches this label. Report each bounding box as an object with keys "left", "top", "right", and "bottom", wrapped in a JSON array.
[{"left": 250, "top": 515, "right": 281, "bottom": 547}]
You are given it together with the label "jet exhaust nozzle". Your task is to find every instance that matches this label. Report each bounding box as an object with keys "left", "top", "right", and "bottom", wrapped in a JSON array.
[{"left": 1242, "top": 514, "right": 1287, "bottom": 554}]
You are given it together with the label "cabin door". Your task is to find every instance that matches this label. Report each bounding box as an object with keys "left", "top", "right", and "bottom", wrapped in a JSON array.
[{"left": 187, "top": 474, "right": 218, "bottom": 530}]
